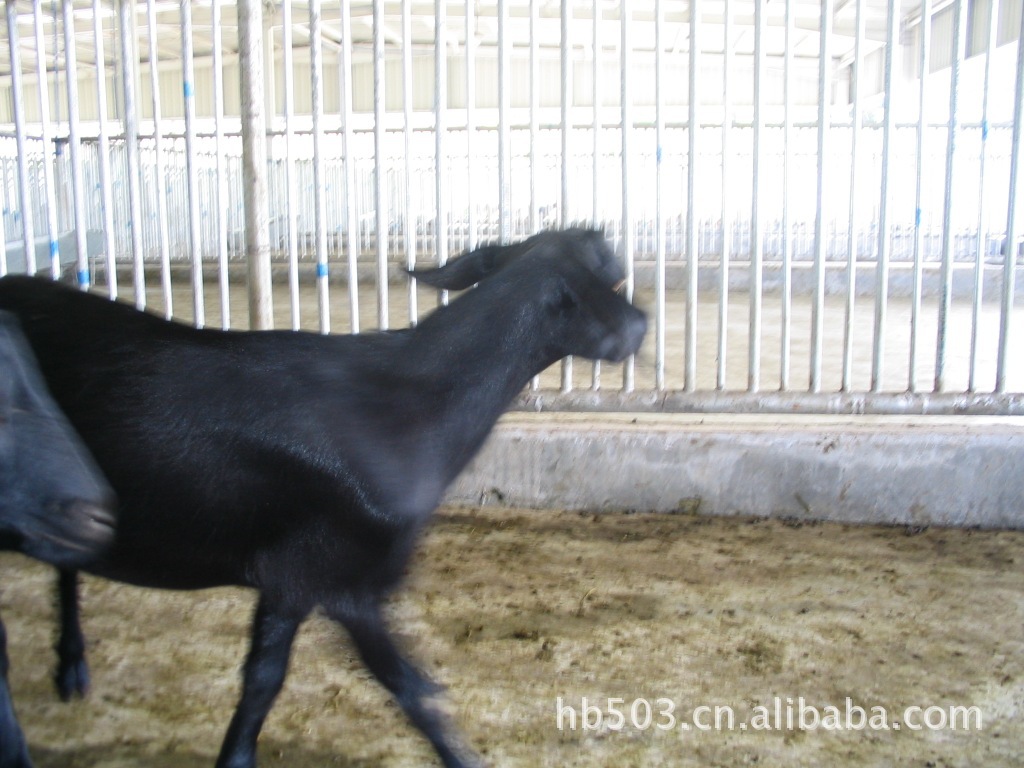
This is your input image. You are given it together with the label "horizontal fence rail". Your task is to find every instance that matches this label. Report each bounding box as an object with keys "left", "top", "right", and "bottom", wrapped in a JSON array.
[{"left": 0, "top": 0, "right": 1021, "bottom": 414}]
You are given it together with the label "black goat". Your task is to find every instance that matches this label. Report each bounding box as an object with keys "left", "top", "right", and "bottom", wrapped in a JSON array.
[
  {"left": 0, "top": 310, "right": 115, "bottom": 768},
  {"left": 0, "top": 228, "right": 647, "bottom": 767}
]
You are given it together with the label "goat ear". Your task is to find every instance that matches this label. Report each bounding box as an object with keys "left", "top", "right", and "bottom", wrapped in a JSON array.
[{"left": 409, "top": 243, "right": 517, "bottom": 290}]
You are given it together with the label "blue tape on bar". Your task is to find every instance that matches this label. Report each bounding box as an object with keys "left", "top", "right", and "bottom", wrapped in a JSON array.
[
  {"left": 316, "top": 262, "right": 329, "bottom": 278},
  {"left": 183, "top": 81, "right": 194, "bottom": 99},
  {"left": 657, "top": 145, "right": 663, "bottom": 164},
  {"left": 77, "top": 269, "right": 90, "bottom": 286},
  {"left": 982, "top": 120, "right": 989, "bottom": 141},
  {"left": 915, "top": 208, "right": 922, "bottom": 227},
  {"left": 49, "top": 240, "right": 59, "bottom": 258}
]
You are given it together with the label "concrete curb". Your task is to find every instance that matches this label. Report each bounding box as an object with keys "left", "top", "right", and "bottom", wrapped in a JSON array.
[{"left": 447, "top": 414, "right": 1024, "bottom": 529}]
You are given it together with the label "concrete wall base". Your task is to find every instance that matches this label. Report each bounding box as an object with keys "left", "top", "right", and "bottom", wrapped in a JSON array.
[{"left": 447, "top": 413, "right": 1024, "bottom": 529}]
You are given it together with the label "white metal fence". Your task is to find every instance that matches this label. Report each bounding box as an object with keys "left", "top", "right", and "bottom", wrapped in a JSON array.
[
  {"left": 0, "top": 0, "right": 1022, "bottom": 414},
  {"left": 1, "top": 124, "right": 1017, "bottom": 269}
]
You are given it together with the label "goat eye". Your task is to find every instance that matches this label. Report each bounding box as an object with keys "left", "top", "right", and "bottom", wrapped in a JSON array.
[{"left": 555, "top": 288, "right": 577, "bottom": 314}]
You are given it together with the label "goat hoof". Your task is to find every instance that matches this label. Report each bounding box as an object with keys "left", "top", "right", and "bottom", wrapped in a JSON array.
[{"left": 55, "top": 659, "right": 89, "bottom": 701}]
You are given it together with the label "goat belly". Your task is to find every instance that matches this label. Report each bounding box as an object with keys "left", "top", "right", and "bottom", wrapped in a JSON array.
[{"left": 76, "top": 411, "right": 416, "bottom": 593}]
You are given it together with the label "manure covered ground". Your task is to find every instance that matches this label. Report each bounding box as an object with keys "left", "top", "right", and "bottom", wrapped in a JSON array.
[{"left": 2, "top": 506, "right": 1022, "bottom": 767}]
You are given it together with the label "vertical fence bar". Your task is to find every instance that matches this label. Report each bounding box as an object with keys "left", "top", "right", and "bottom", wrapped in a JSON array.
[
  {"left": 212, "top": 0, "right": 230, "bottom": 329},
  {"left": 0, "top": 140, "right": 5, "bottom": 274},
  {"left": 90, "top": 0, "right": 117, "bottom": 294},
  {"left": 372, "top": 0, "right": 388, "bottom": 329},
  {"left": 909, "top": 0, "right": 931, "bottom": 391},
  {"left": 238, "top": 0, "right": 273, "bottom": 329},
  {"left": 590, "top": 0, "right": 602, "bottom": 391},
  {"left": 684, "top": 1, "right": 699, "bottom": 392},
  {"left": 33, "top": 3, "right": 59, "bottom": 281},
  {"left": 497, "top": 0, "right": 511, "bottom": 245},
  {"left": 403, "top": 0, "right": 418, "bottom": 325},
  {"left": 310, "top": 0, "right": 329, "bottom": 333},
  {"left": 465, "top": 0, "right": 476, "bottom": 252},
  {"left": 146, "top": 0, "right": 172, "bottom": 315},
  {"left": 654, "top": 0, "right": 666, "bottom": 391},
  {"left": 810, "top": 0, "right": 832, "bottom": 393},
  {"left": 749, "top": 0, "right": 765, "bottom": 392},
  {"left": 180, "top": 0, "right": 204, "bottom": 328},
  {"left": 995, "top": 1, "right": 1024, "bottom": 393},
  {"left": 117, "top": 0, "right": 145, "bottom": 304},
  {"left": 282, "top": 0, "right": 301, "bottom": 329},
  {"left": 528, "top": 0, "right": 544, "bottom": 391},
  {"left": 436, "top": 0, "right": 450, "bottom": 301},
  {"left": 7, "top": 0, "right": 36, "bottom": 277},
  {"left": 718, "top": 0, "right": 733, "bottom": 391},
  {"left": 560, "top": 0, "right": 573, "bottom": 392},
  {"left": 842, "top": 0, "right": 865, "bottom": 391},
  {"left": 340, "top": 0, "right": 360, "bottom": 331},
  {"left": 871, "top": 0, "right": 899, "bottom": 392},
  {"left": 529, "top": 0, "right": 539, "bottom": 235},
  {"left": 560, "top": 1, "right": 572, "bottom": 229},
  {"left": 934, "top": 0, "right": 966, "bottom": 392},
  {"left": 969, "top": 0, "right": 1000, "bottom": 391},
  {"left": 621, "top": 1, "right": 635, "bottom": 392},
  {"left": 780, "top": 0, "right": 794, "bottom": 389},
  {"left": 591, "top": 0, "right": 601, "bottom": 229},
  {"left": 0, "top": 167, "right": 6, "bottom": 274},
  {"left": 63, "top": 0, "right": 88, "bottom": 288}
]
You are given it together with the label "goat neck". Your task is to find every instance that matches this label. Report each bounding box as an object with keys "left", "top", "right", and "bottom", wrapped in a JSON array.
[{"left": 400, "top": 272, "right": 565, "bottom": 477}]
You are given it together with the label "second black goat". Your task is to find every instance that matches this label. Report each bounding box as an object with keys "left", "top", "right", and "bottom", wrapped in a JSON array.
[
  {"left": 0, "top": 310, "right": 115, "bottom": 768},
  {"left": 0, "top": 228, "right": 647, "bottom": 768}
]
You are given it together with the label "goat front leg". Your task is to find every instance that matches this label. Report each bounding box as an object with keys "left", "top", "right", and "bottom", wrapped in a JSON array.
[
  {"left": 215, "top": 595, "right": 305, "bottom": 768},
  {"left": 328, "top": 600, "right": 483, "bottom": 768},
  {"left": 54, "top": 570, "right": 88, "bottom": 701},
  {"left": 0, "top": 615, "right": 33, "bottom": 768}
]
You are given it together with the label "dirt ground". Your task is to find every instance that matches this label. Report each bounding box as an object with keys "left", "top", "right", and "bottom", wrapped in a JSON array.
[{"left": 2, "top": 506, "right": 1022, "bottom": 768}]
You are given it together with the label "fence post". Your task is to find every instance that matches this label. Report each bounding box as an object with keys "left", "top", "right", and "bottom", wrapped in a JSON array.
[
  {"left": 6, "top": 0, "right": 36, "bottom": 277},
  {"left": 237, "top": 0, "right": 273, "bottom": 330}
]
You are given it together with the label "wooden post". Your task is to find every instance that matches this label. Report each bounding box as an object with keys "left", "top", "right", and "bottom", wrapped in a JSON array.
[{"left": 237, "top": 0, "right": 273, "bottom": 329}]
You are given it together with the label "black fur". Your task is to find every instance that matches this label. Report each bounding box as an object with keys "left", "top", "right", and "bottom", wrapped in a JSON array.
[
  {"left": 0, "top": 228, "right": 646, "bottom": 768},
  {"left": 0, "top": 311, "right": 114, "bottom": 768}
]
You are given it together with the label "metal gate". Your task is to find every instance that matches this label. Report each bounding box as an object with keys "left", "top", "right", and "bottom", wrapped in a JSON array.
[{"left": 0, "top": 0, "right": 1021, "bottom": 414}]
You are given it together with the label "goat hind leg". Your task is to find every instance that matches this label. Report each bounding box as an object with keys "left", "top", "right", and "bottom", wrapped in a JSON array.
[
  {"left": 0, "top": 614, "right": 33, "bottom": 768},
  {"left": 215, "top": 595, "right": 304, "bottom": 768},
  {"left": 329, "top": 602, "right": 482, "bottom": 768},
  {"left": 54, "top": 570, "right": 88, "bottom": 701}
]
